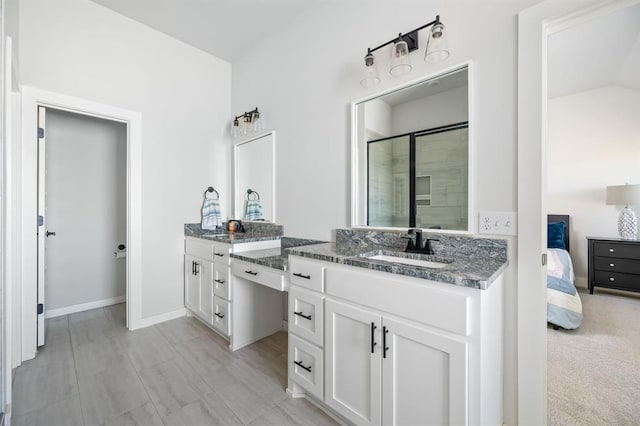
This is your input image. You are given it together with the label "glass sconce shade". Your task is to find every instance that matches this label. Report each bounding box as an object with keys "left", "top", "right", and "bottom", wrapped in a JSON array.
[
  {"left": 425, "top": 22, "right": 450, "bottom": 63},
  {"left": 360, "top": 52, "right": 381, "bottom": 88},
  {"left": 390, "top": 39, "right": 412, "bottom": 76}
]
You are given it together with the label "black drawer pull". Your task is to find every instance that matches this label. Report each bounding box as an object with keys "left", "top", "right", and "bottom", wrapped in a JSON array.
[
  {"left": 215, "top": 312, "right": 225, "bottom": 319},
  {"left": 294, "top": 360, "right": 312, "bottom": 372},
  {"left": 245, "top": 270, "right": 258, "bottom": 276},
  {"left": 214, "top": 252, "right": 225, "bottom": 257},
  {"left": 609, "top": 277, "right": 615, "bottom": 282},
  {"left": 371, "top": 322, "right": 377, "bottom": 354},
  {"left": 215, "top": 279, "right": 225, "bottom": 284},
  {"left": 293, "top": 273, "right": 311, "bottom": 280},
  {"left": 383, "top": 326, "right": 389, "bottom": 359},
  {"left": 294, "top": 311, "right": 312, "bottom": 320},
  {"left": 194, "top": 262, "right": 200, "bottom": 275}
]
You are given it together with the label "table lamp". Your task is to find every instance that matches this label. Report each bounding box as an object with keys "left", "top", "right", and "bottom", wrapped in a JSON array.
[{"left": 606, "top": 183, "right": 640, "bottom": 240}]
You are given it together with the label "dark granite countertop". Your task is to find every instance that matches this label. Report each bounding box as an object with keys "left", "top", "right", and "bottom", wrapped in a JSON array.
[
  {"left": 184, "top": 222, "right": 283, "bottom": 245},
  {"left": 230, "top": 237, "right": 327, "bottom": 271},
  {"left": 286, "top": 229, "right": 509, "bottom": 290}
]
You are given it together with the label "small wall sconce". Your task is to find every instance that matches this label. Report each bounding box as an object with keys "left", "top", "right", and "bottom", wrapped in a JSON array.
[
  {"left": 230, "top": 107, "right": 265, "bottom": 139},
  {"left": 361, "top": 15, "right": 450, "bottom": 88}
]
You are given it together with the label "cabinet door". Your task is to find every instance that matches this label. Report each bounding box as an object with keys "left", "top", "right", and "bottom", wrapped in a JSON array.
[
  {"left": 382, "top": 317, "right": 468, "bottom": 426},
  {"left": 198, "top": 261, "right": 214, "bottom": 324},
  {"left": 325, "top": 299, "right": 382, "bottom": 426},
  {"left": 184, "top": 255, "right": 200, "bottom": 312}
]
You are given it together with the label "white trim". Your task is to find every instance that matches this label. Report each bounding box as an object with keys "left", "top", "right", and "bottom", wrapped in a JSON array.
[
  {"left": 45, "top": 296, "right": 125, "bottom": 319},
  {"left": 517, "top": 0, "right": 637, "bottom": 422},
  {"left": 19, "top": 86, "right": 143, "bottom": 362},
  {"left": 136, "top": 308, "right": 186, "bottom": 329},
  {"left": 349, "top": 61, "right": 474, "bottom": 234}
]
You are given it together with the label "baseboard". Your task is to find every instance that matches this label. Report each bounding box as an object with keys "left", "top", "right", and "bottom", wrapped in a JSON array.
[
  {"left": 135, "top": 308, "right": 187, "bottom": 329},
  {"left": 575, "top": 276, "right": 588, "bottom": 289},
  {"left": 45, "top": 295, "right": 125, "bottom": 319},
  {"left": 282, "top": 319, "right": 288, "bottom": 331}
]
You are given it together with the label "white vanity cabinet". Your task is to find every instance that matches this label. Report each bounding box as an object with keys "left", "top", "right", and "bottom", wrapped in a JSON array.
[{"left": 288, "top": 255, "right": 504, "bottom": 426}]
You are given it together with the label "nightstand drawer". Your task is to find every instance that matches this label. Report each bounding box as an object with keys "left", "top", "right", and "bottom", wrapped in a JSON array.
[
  {"left": 593, "top": 242, "right": 640, "bottom": 260},
  {"left": 594, "top": 257, "right": 640, "bottom": 275},
  {"left": 594, "top": 271, "right": 640, "bottom": 291}
]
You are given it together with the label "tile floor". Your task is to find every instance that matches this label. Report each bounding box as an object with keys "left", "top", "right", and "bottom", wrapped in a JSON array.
[{"left": 12, "top": 304, "right": 337, "bottom": 426}]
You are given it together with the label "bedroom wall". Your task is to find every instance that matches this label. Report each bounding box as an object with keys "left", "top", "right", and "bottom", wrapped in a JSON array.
[{"left": 547, "top": 85, "right": 640, "bottom": 286}]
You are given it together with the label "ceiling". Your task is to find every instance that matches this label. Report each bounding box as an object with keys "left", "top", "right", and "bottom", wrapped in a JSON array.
[
  {"left": 548, "top": 3, "right": 640, "bottom": 98},
  {"left": 89, "top": 0, "right": 320, "bottom": 62}
]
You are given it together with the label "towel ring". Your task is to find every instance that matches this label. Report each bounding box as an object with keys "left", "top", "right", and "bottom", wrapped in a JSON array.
[
  {"left": 246, "top": 189, "right": 260, "bottom": 201},
  {"left": 204, "top": 186, "right": 219, "bottom": 200}
]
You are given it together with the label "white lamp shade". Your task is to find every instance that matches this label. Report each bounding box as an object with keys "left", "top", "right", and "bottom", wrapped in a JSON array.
[{"left": 606, "top": 184, "right": 640, "bottom": 206}]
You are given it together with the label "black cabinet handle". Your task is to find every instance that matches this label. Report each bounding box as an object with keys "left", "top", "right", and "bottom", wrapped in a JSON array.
[
  {"left": 194, "top": 262, "right": 200, "bottom": 275},
  {"left": 215, "top": 312, "right": 225, "bottom": 319},
  {"left": 294, "top": 311, "right": 312, "bottom": 320},
  {"left": 46, "top": 231, "right": 56, "bottom": 237},
  {"left": 214, "top": 252, "right": 225, "bottom": 257},
  {"left": 293, "top": 273, "right": 311, "bottom": 280},
  {"left": 383, "top": 326, "right": 389, "bottom": 359},
  {"left": 294, "top": 360, "right": 312, "bottom": 373},
  {"left": 215, "top": 279, "right": 225, "bottom": 284},
  {"left": 245, "top": 270, "right": 258, "bottom": 276},
  {"left": 191, "top": 261, "right": 195, "bottom": 275},
  {"left": 371, "top": 322, "right": 377, "bottom": 354}
]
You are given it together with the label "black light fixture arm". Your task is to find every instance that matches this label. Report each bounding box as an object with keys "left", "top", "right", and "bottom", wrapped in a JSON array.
[
  {"left": 366, "top": 15, "right": 441, "bottom": 55},
  {"left": 233, "top": 107, "right": 260, "bottom": 125}
]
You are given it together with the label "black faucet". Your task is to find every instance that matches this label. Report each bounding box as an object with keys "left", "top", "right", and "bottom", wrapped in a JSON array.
[{"left": 405, "top": 228, "right": 439, "bottom": 255}]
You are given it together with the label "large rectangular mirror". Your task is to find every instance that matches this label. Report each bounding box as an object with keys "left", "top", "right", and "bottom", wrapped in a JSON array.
[
  {"left": 351, "top": 64, "right": 471, "bottom": 232},
  {"left": 233, "top": 131, "right": 276, "bottom": 222}
]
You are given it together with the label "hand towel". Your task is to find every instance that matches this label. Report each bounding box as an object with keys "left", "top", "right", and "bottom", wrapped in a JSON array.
[
  {"left": 201, "top": 198, "right": 223, "bottom": 230},
  {"left": 244, "top": 199, "right": 264, "bottom": 221}
]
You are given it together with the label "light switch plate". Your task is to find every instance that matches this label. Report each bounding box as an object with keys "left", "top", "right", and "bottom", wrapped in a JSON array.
[{"left": 479, "top": 211, "right": 517, "bottom": 236}]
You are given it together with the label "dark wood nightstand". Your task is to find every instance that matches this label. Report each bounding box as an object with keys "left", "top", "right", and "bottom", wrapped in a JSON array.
[{"left": 587, "top": 237, "right": 640, "bottom": 294}]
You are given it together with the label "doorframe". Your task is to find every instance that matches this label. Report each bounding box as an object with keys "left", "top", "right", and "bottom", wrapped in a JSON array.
[
  {"left": 18, "top": 87, "right": 142, "bottom": 361},
  {"left": 517, "top": 0, "right": 639, "bottom": 422}
]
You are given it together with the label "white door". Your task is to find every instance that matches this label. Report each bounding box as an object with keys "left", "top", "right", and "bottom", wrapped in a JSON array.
[
  {"left": 325, "top": 299, "right": 382, "bottom": 426},
  {"left": 41, "top": 108, "right": 126, "bottom": 334},
  {"left": 36, "top": 107, "right": 47, "bottom": 346},
  {"left": 382, "top": 317, "right": 468, "bottom": 426}
]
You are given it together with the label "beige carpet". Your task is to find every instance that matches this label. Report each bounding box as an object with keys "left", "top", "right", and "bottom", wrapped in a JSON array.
[{"left": 548, "top": 287, "right": 640, "bottom": 425}]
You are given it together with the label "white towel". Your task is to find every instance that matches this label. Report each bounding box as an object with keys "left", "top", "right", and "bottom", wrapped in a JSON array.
[
  {"left": 244, "top": 199, "right": 264, "bottom": 220},
  {"left": 201, "top": 198, "right": 222, "bottom": 230}
]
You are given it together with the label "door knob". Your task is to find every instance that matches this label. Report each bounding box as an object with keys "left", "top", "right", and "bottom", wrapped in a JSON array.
[{"left": 46, "top": 231, "right": 56, "bottom": 237}]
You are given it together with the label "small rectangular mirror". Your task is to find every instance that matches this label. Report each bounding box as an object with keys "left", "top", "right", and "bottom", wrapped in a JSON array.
[
  {"left": 351, "top": 64, "right": 471, "bottom": 231},
  {"left": 233, "top": 132, "right": 276, "bottom": 222}
]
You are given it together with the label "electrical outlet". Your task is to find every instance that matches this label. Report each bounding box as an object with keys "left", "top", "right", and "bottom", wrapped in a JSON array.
[{"left": 478, "top": 212, "right": 517, "bottom": 236}]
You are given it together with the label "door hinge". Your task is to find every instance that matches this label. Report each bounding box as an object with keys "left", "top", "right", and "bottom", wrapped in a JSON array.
[
  {"left": 37, "top": 303, "right": 44, "bottom": 315},
  {"left": 542, "top": 253, "right": 547, "bottom": 266},
  {"left": 37, "top": 215, "right": 44, "bottom": 226},
  {"left": 38, "top": 127, "right": 45, "bottom": 139}
]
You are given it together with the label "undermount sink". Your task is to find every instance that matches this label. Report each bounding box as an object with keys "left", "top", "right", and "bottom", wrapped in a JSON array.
[{"left": 367, "top": 254, "right": 450, "bottom": 269}]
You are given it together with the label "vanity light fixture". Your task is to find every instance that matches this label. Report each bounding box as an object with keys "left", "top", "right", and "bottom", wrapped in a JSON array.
[
  {"left": 360, "top": 15, "right": 450, "bottom": 87},
  {"left": 230, "top": 107, "right": 264, "bottom": 139}
]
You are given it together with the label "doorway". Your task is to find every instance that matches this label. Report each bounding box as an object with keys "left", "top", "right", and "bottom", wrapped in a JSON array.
[{"left": 37, "top": 107, "right": 127, "bottom": 346}]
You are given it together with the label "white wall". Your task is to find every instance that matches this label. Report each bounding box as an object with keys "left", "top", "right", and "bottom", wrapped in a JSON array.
[
  {"left": 232, "top": 1, "right": 543, "bottom": 423},
  {"left": 45, "top": 109, "right": 126, "bottom": 310},
  {"left": 547, "top": 85, "right": 640, "bottom": 285},
  {"left": 19, "top": 0, "right": 231, "bottom": 319}
]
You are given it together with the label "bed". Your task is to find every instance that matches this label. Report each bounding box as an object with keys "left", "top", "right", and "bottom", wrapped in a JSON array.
[{"left": 547, "top": 214, "right": 583, "bottom": 330}]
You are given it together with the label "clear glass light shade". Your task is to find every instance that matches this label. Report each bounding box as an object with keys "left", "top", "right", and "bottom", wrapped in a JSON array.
[
  {"left": 425, "top": 23, "right": 450, "bottom": 64},
  {"left": 360, "top": 53, "right": 381, "bottom": 88},
  {"left": 390, "top": 39, "right": 412, "bottom": 76}
]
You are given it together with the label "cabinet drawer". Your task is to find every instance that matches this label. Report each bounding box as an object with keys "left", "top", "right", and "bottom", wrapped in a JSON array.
[
  {"left": 212, "top": 242, "right": 231, "bottom": 265},
  {"left": 289, "top": 334, "right": 323, "bottom": 400},
  {"left": 232, "top": 261, "right": 286, "bottom": 291},
  {"left": 593, "top": 242, "right": 640, "bottom": 260},
  {"left": 594, "top": 257, "right": 640, "bottom": 275},
  {"left": 289, "top": 288, "right": 324, "bottom": 346},
  {"left": 213, "top": 265, "right": 231, "bottom": 300},
  {"left": 289, "top": 256, "right": 325, "bottom": 293},
  {"left": 213, "top": 296, "right": 231, "bottom": 336},
  {"left": 594, "top": 271, "right": 640, "bottom": 291},
  {"left": 185, "top": 238, "right": 215, "bottom": 261}
]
